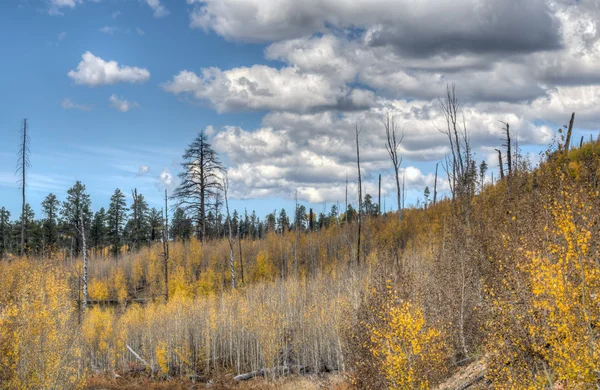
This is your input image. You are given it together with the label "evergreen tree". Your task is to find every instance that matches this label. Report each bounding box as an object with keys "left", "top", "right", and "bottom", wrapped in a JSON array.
[
  {"left": 278, "top": 208, "right": 289, "bottom": 234},
  {"left": 148, "top": 208, "right": 164, "bottom": 242},
  {"left": 172, "top": 132, "right": 225, "bottom": 242},
  {"left": 61, "top": 181, "right": 92, "bottom": 256},
  {"left": 170, "top": 207, "right": 193, "bottom": 241},
  {"left": 41, "top": 193, "right": 59, "bottom": 251},
  {"left": 130, "top": 191, "right": 150, "bottom": 249},
  {"left": 0, "top": 207, "right": 11, "bottom": 258},
  {"left": 107, "top": 188, "right": 127, "bottom": 257},
  {"left": 90, "top": 208, "right": 108, "bottom": 256}
]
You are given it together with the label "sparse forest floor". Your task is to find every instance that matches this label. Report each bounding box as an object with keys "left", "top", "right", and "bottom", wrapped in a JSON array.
[{"left": 86, "top": 372, "right": 350, "bottom": 390}]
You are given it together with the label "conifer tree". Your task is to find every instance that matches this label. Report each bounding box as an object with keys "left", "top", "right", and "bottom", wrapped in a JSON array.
[
  {"left": 61, "top": 181, "right": 92, "bottom": 256},
  {"left": 172, "top": 132, "right": 225, "bottom": 243},
  {"left": 107, "top": 188, "right": 127, "bottom": 257}
]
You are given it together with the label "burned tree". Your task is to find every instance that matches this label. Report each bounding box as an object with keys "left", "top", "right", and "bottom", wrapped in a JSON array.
[
  {"left": 223, "top": 174, "right": 236, "bottom": 289},
  {"left": 17, "top": 119, "right": 30, "bottom": 256},
  {"left": 172, "top": 132, "right": 225, "bottom": 244},
  {"left": 383, "top": 114, "right": 405, "bottom": 220},
  {"left": 356, "top": 124, "right": 363, "bottom": 265}
]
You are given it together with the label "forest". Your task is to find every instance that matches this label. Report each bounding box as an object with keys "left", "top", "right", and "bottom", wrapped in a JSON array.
[{"left": 1, "top": 87, "right": 599, "bottom": 389}]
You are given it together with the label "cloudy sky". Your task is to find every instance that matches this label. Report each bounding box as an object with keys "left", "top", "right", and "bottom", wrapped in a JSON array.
[{"left": 0, "top": 0, "right": 598, "bottom": 218}]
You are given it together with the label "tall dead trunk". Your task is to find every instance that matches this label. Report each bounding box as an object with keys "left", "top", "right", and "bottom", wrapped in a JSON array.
[
  {"left": 19, "top": 118, "right": 29, "bottom": 257},
  {"left": 433, "top": 162, "right": 439, "bottom": 206},
  {"left": 378, "top": 174, "right": 381, "bottom": 215},
  {"left": 565, "top": 112, "right": 575, "bottom": 152},
  {"left": 356, "top": 124, "right": 362, "bottom": 266},
  {"left": 163, "top": 189, "right": 170, "bottom": 301},
  {"left": 80, "top": 214, "right": 88, "bottom": 312},
  {"left": 383, "top": 114, "right": 404, "bottom": 220},
  {"left": 223, "top": 176, "right": 236, "bottom": 289},
  {"left": 495, "top": 149, "right": 505, "bottom": 180}
]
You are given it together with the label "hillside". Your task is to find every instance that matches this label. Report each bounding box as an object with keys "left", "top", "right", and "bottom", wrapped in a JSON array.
[{"left": 1, "top": 134, "right": 600, "bottom": 389}]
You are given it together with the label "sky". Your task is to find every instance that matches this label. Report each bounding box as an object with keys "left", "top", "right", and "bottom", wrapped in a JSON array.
[{"left": 0, "top": 0, "right": 599, "bottom": 220}]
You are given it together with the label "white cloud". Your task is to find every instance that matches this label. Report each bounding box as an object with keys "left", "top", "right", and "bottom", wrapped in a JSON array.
[
  {"left": 145, "top": 0, "right": 169, "bottom": 18},
  {"left": 48, "top": 0, "right": 81, "bottom": 15},
  {"left": 68, "top": 52, "right": 150, "bottom": 86},
  {"left": 158, "top": 168, "right": 174, "bottom": 190},
  {"left": 58, "top": 31, "right": 67, "bottom": 40},
  {"left": 99, "top": 26, "right": 118, "bottom": 35},
  {"left": 136, "top": 27, "right": 145, "bottom": 36},
  {"left": 112, "top": 11, "right": 121, "bottom": 19},
  {"left": 61, "top": 98, "right": 91, "bottom": 111},
  {"left": 163, "top": 65, "right": 373, "bottom": 113},
  {"left": 138, "top": 165, "right": 150, "bottom": 176},
  {"left": 109, "top": 94, "right": 139, "bottom": 112}
]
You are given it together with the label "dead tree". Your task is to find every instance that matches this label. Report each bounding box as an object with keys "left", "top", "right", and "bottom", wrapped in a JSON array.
[
  {"left": 383, "top": 114, "right": 405, "bottom": 220},
  {"left": 172, "top": 132, "right": 225, "bottom": 244},
  {"left": 437, "top": 84, "right": 473, "bottom": 201},
  {"left": 495, "top": 149, "right": 505, "bottom": 180},
  {"left": 293, "top": 191, "right": 299, "bottom": 278},
  {"left": 163, "top": 189, "right": 170, "bottom": 301},
  {"left": 345, "top": 174, "right": 348, "bottom": 223},
  {"left": 356, "top": 124, "right": 363, "bottom": 265},
  {"left": 433, "top": 162, "right": 439, "bottom": 206},
  {"left": 499, "top": 121, "right": 512, "bottom": 176},
  {"left": 17, "top": 119, "right": 30, "bottom": 256},
  {"left": 76, "top": 214, "right": 88, "bottom": 312},
  {"left": 223, "top": 174, "right": 236, "bottom": 289},
  {"left": 565, "top": 112, "right": 575, "bottom": 151}
]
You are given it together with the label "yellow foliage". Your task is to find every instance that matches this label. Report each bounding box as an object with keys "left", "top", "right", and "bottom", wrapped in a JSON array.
[{"left": 367, "top": 287, "right": 447, "bottom": 389}]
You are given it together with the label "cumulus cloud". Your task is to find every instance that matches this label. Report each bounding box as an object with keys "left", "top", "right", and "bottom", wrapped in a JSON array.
[
  {"left": 188, "top": 0, "right": 560, "bottom": 54},
  {"left": 145, "top": 0, "right": 169, "bottom": 18},
  {"left": 161, "top": 0, "right": 600, "bottom": 205},
  {"left": 157, "top": 168, "right": 174, "bottom": 191},
  {"left": 109, "top": 94, "right": 139, "bottom": 112},
  {"left": 68, "top": 52, "right": 150, "bottom": 86},
  {"left": 162, "top": 65, "right": 373, "bottom": 113},
  {"left": 61, "top": 98, "right": 91, "bottom": 111}
]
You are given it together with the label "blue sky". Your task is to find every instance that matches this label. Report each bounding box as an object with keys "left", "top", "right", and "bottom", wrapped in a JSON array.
[
  {"left": 0, "top": 0, "right": 278, "bottom": 217},
  {"left": 1, "top": 0, "right": 598, "bottom": 221}
]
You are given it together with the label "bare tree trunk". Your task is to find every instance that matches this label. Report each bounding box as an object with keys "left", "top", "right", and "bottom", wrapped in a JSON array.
[
  {"left": 20, "top": 118, "right": 28, "bottom": 257},
  {"left": 356, "top": 124, "right": 362, "bottom": 266},
  {"left": 80, "top": 214, "right": 88, "bottom": 312},
  {"left": 238, "top": 233, "right": 244, "bottom": 286},
  {"left": 383, "top": 114, "right": 404, "bottom": 220},
  {"left": 378, "top": 174, "right": 381, "bottom": 215},
  {"left": 345, "top": 174, "right": 348, "bottom": 223},
  {"left": 163, "top": 189, "right": 169, "bottom": 301},
  {"left": 433, "top": 162, "right": 439, "bottom": 206},
  {"left": 565, "top": 112, "right": 575, "bottom": 152},
  {"left": 294, "top": 190, "right": 299, "bottom": 278},
  {"left": 495, "top": 149, "right": 505, "bottom": 180},
  {"left": 223, "top": 175, "right": 236, "bottom": 289}
]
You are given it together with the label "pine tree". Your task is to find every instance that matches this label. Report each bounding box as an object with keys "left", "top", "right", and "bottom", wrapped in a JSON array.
[
  {"left": 107, "top": 188, "right": 127, "bottom": 257},
  {"left": 61, "top": 181, "right": 92, "bottom": 257},
  {"left": 90, "top": 208, "right": 108, "bottom": 256},
  {"left": 148, "top": 208, "right": 164, "bottom": 242},
  {"left": 0, "top": 207, "right": 11, "bottom": 258},
  {"left": 170, "top": 208, "right": 193, "bottom": 241},
  {"left": 172, "top": 132, "right": 225, "bottom": 243},
  {"left": 130, "top": 190, "right": 150, "bottom": 249},
  {"left": 41, "top": 193, "right": 59, "bottom": 251}
]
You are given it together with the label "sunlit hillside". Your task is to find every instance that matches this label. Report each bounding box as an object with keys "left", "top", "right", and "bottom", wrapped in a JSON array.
[{"left": 1, "top": 116, "right": 599, "bottom": 388}]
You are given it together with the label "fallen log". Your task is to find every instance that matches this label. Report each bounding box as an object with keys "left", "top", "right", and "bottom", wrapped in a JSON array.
[{"left": 233, "top": 365, "right": 306, "bottom": 381}]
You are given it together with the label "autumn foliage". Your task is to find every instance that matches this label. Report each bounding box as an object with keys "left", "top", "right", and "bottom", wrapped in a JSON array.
[{"left": 1, "top": 138, "right": 600, "bottom": 389}]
